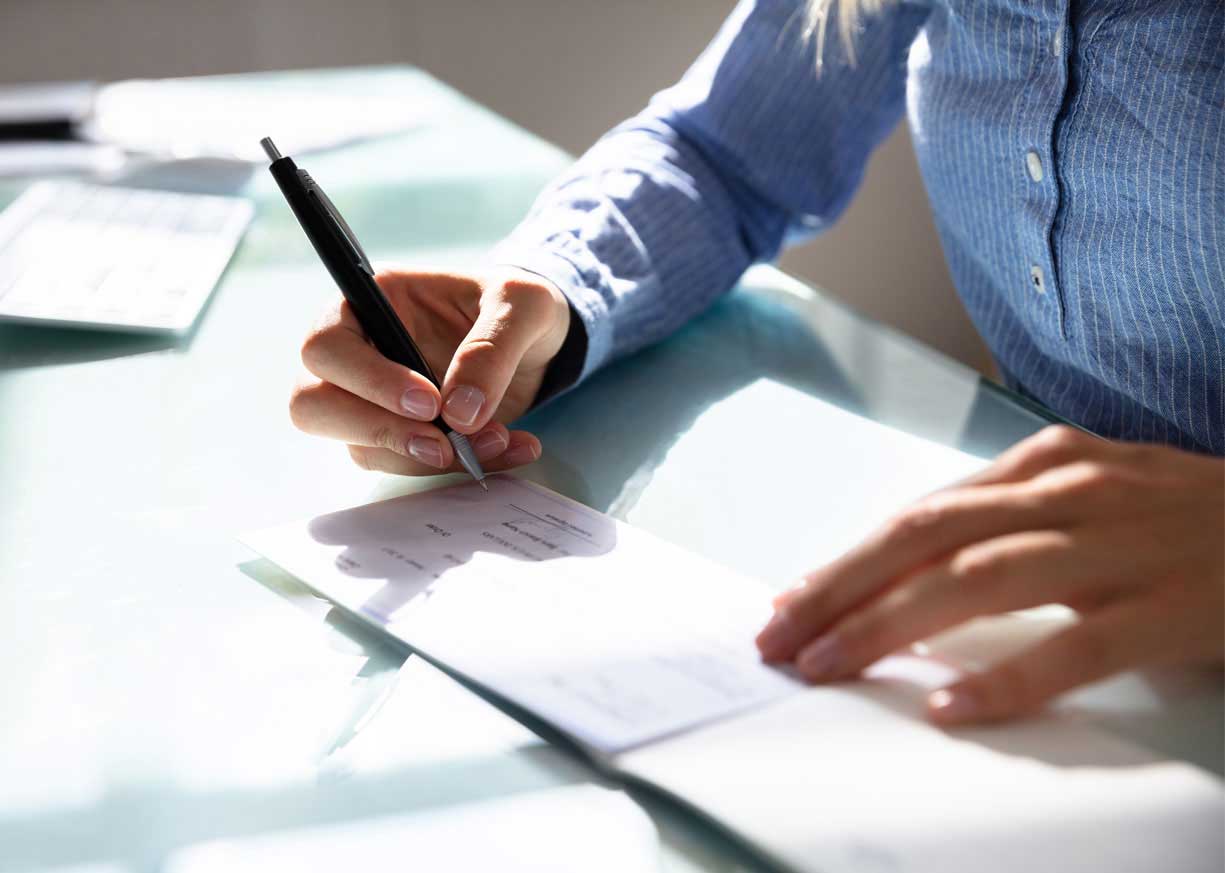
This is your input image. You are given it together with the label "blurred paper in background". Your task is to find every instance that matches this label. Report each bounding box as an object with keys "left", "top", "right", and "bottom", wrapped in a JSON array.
[
  {"left": 83, "top": 69, "right": 429, "bottom": 162},
  {"left": 0, "top": 142, "right": 126, "bottom": 178}
]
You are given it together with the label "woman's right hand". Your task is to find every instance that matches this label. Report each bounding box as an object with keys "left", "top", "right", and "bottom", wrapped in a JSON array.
[{"left": 289, "top": 267, "right": 572, "bottom": 475}]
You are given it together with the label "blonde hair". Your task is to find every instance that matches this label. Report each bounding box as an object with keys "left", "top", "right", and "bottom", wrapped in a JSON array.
[{"left": 805, "top": 0, "right": 891, "bottom": 68}]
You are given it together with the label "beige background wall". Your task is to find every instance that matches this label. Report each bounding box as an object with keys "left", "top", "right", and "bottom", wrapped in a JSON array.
[{"left": 2, "top": 0, "right": 992, "bottom": 372}]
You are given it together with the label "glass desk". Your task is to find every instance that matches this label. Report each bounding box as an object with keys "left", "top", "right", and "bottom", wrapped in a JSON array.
[{"left": 1, "top": 67, "right": 1219, "bottom": 873}]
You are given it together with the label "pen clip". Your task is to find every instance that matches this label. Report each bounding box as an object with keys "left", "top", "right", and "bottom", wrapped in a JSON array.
[{"left": 302, "top": 170, "right": 374, "bottom": 275}]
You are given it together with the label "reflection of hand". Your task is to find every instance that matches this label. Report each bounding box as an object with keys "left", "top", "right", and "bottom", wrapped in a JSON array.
[
  {"left": 289, "top": 267, "right": 571, "bottom": 474},
  {"left": 756, "top": 426, "right": 1225, "bottom": 725}
]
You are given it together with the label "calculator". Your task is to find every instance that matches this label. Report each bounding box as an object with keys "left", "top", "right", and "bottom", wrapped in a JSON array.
[{"left": 0, "top": 181, "right": 253, "bottom": 334}]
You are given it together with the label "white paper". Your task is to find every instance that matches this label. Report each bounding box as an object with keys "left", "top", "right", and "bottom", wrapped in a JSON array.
[
  {"left": 619, "top": 627, "right": 1225, "bottom": 873},
  {"left": 623, "top": 379, "right": 991, "bottom": 584},
  {"left": 85, "top": 76, "right": 422, "bottom": 162},
  {"left": 243, "top": 476, "right": 800, "bottom": 755},
  {"left": 165, "top": 785, "right": 660, "bottom": 873}
]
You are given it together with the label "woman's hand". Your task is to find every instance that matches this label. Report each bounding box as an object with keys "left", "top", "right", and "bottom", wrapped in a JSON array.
[
  {"left": 756, "top": 426, "right": 1225, "bottom": 725},
  {"left": 289, "top": 267, "right": 571, "bottom": 475}
]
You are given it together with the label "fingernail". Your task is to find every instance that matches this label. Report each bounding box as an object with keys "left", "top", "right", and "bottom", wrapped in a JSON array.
[
  {"left": 797, "top": 635, "right": 844, "bottom": 681},
  {"left": 400, "top": 389, "right": 437, "bottom": 420},
  {"left": 756, "top": 611, "right": 799, "bottom": 661},
  {"left": 443, "top": 385, "right": 485, "bottom": 427},
  {"left": 408, "top": 436, "right": 445, "bottom": 468},
  {"left": 502, "top": 442, "right": 540, "bottom": 466},
  {"left": 472, "top": 428, "right": 508, "bottom": 459},
  {"left": 929, "top": 687, "right": 979, "bottom": 724}
]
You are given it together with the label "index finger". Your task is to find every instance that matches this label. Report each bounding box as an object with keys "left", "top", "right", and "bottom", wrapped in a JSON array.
[
  {"left": 756, "top": 482, "right": 1067, "bottom": 661},
  {"left": 300, "top": 300, "right": 443, "bottom": 421}
]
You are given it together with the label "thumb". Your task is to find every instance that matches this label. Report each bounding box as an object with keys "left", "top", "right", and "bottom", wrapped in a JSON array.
[{"left": 440, "top": 275, "right": 560, "bottom": 433}]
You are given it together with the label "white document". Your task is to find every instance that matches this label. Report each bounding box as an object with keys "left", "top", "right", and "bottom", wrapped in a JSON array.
[
  {"left": 243, "top": 475, "right": 800, "bottom": 755},
  {"left": 244, "top": 468, "right": 1224, "bottom": 873},
  {"left": 165, "top": 785, "right": 660, "bottom": 873},
  {"left": 619, "top": 646, "right": 1225, "bottom": 873}
]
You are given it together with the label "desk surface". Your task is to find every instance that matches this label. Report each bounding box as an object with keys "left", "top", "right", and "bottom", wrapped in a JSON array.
[{"left": 1, "top": 67, "right": 1219, "bottom": 873}]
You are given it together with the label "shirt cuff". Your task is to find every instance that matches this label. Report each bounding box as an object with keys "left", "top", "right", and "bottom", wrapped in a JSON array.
[{"left": 487, "top": 240, "right": 614, "bottom": 393}]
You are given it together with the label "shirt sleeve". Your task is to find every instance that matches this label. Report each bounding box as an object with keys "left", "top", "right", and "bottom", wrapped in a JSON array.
[{"left": 491, "top": 0, "right": 930, "bottom": 388}]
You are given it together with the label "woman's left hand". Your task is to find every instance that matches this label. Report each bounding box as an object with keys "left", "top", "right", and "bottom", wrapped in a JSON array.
[{"left": 755, "top": 425, "right": 1224, "bottom": 725}]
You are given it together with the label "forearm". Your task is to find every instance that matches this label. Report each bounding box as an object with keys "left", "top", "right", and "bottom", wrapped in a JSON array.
[
  {"left": 493, "top": 0, "right": 927, "bottom": 392},
  {"left": 493, "top": 113, "right": 766, "bottom": 385}
]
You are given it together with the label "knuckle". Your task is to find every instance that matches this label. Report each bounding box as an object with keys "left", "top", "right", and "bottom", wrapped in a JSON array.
[
  {"left": 367, "top": 423, "right": 399, "bottom": 453},
  {"left": 949, "top": 545, "right": 1009, "bottom": 586},
  {"left": 1023, "top": 425, "right": 1088, "bottom": 464},
  {"left": 299, "top": 328, "right": 330, "bottom": 373},
  {"left": 287, "top": 380, "right": 319, "bottom": 430},
  {"left": 1044, "top": 425, "right": 1089, "bottom": 451},
  {"left": 451, "top": 337, "right": 506, "bottom": 382},
  {"left": 886, "top": 497, "right": 954, "bottom": 544},
  {"left": 499, "top": 276, "right": 554, "bottom": 311},
  {"left": 1049, "top": 460, "right": 1123, "bottom": 500},
  {"left": 457, "top": 336, "right": 499, "bottom": 364}
]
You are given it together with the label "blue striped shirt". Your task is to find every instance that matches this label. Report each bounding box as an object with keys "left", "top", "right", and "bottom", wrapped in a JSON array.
[{"left": 494, "top": 0, "right": 1224, "bottom": 454}]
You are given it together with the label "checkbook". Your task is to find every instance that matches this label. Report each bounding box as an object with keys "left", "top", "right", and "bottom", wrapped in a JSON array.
[
  {"left": 0, "top": 180, "right": 251, "bottom": 333},
  {"left": 244, "top": 424, "right": 1222, "bottom": 873}
]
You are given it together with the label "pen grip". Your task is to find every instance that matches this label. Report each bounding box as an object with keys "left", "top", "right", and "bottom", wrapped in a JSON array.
[
  {"left": 347, "top": 276, "right": 441, "bottom": 386},
  {"left": 268, "top": 156, "right": 443, "bottom": 389}
]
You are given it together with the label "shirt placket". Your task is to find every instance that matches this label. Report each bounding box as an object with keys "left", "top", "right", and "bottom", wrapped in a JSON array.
[{"left": 1018, "top": 0, "right": 1073, "bottom": 338}]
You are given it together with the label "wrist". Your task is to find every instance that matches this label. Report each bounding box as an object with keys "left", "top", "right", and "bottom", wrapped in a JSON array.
[
  {"left": 531, "top": 295, "right": 588, "bottom": 409},
  {"left": 487, "top": 241, "right": 612, "bottom": 383}
]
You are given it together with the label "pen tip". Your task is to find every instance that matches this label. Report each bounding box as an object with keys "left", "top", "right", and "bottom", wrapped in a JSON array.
[
  {"left": 478, "top": 479, "right": 489, "bottom": 492},
  {"left": 259, "top": 137, "right": 282, "bottom": 161}
]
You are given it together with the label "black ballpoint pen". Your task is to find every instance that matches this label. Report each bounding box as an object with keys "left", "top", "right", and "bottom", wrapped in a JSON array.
[{"left": 260, "top": 136, "right": 488, "bottom": 489}]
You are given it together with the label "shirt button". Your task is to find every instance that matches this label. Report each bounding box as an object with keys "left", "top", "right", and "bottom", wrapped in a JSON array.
[
  {"left": 1026, "top": 151, "right": 1044, "bottom": 182},
  {"left": 1030, "top": 265, "right": 1046, "bottom": 294}
]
